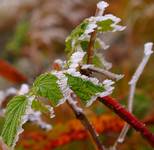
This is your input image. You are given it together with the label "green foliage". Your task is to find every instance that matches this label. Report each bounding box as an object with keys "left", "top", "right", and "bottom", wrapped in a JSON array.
[
  {"left": 65, "top": 20, "right": 89, "bottom": 57},
  {"left": 66, "top": 74, "right": 105, "bottom": 105},
  {"left": 83, "top": 54, "right": 105, "bottom": 68},
  {"left": 32, "top": 73, "right": 64, "bottom": 106},
  {"left": 0, "top": 117, "right": 5, "bottom": 134},
  {"left": 92, "top": 54, "right": 104, "bottom": 68},
  {"left": 32, "top": 100, "right": 49, "bottom": 114},
  {"left": 65, "top": 18, "right": 116, "bottom": 58},
  {"left": 97, "top": 19, "right": 114, "bottom": 32},
  {"left": 80, "top": 40, "right": 101, "bottom": 51},
  {"left": 1, "top": 95, "right": 29, "bottom": 147},
  {"left": 6, "top": 20, "right": 29, "bottom": 53}
]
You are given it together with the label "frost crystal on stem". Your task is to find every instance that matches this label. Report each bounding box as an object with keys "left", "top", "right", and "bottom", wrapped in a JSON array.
[
  {"left": 97, "top": 1, "right": 109, "bottom": 15},
  {"left": 114, "top": 42, "right": 153, "bottom": 147},
  {"left": 69, "top": 51, "right": 86, "bottom": 70}
]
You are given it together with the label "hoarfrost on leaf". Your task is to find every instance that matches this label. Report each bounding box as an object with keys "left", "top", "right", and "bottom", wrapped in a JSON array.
[{"left": 1, "top": 95, "right": 34, "bottom": 148}]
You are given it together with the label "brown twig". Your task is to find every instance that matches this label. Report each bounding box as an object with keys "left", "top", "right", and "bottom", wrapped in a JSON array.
[
  {"left": 81, "top": 65, "right": 124, "bottom": 81},
  {"left": 87, "top": 31, "right": 97, "bottom": 64},
  {"left": 87, "top": 8, "right": 101, "bottom": 64},
  {"left": 99, "top": 96, "right": 154, "bottom": 147},
  {"left": 67, "top": 94, "right": 105, "bottom": 150}
]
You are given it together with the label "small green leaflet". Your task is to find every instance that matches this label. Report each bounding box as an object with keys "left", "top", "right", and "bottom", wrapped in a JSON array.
[
  {"left": 32, "top": 100, "right": 49, "bottom": 114},
  {"left": 32, "top": 73, "right": 64, "bottom": 106},
  {"left": 66, "top": 74, "right": 105, "bottom": 105},
  {"left": 65, "top": 20, "right": 89, "bottom": 57},
  {"left": 97, "top": 19, "right": 114, "bottom": 32},
  {"left": 1, "top": 95, "right": 29, "bottom": 147},
  {"left": 65, "top": 18, "right": 116, "bottom": 58}
]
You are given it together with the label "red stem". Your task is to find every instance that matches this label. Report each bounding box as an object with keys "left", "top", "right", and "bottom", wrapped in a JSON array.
[{"left": 99, "top": 96, "right": 154, "bottom": 147}]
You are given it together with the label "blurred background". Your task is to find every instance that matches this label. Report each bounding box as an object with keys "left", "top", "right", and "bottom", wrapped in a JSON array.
[{"left": 0, "top": 0, "right": 154, "bottom": 149}]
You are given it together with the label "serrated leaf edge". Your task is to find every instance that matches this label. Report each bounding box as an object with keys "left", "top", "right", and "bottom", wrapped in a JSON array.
[{"left": 11, "top": 96, "right": 34, "bottom": 149}]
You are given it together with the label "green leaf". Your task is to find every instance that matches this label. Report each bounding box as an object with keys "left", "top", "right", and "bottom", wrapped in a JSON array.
[
  {"left": 82, "top": 54, "right": 105, "bottom": 68},
  {"left": 97, "top": 19, "right": 114, "bottom": 32},
  {"left": 65, "top": 20, "right": 89, "bottom": 57},
  {"left": 32, "top": 100, "right": 49, "bottom": 114},
  {"left": 66, "top": 74, "right": 105, "bottom": 105},
  {"left": 32, "top": 73, "right": 64, "bottom": 106},
  {"left": 92, "top": 55, "right": 104, "bottom": 68},
  {"left": 80, "top": 40, "right": 101, "bottom": 51},
  {"left": 1, "top": 95, "right": 29, "bottom": 147}
]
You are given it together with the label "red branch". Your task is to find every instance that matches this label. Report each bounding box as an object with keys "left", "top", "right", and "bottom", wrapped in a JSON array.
[
  {"left": 0, "top": 59, "right": 27, "bottom": 83},
  {"left": 99, "top": 96, "right": 154, "bottom": 147}
]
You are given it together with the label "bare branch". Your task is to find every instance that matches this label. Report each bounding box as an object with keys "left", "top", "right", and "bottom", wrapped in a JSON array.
[
  {"left": 99, "top": 96, "right": 154, "bottom": 148},
  {"left": 67, "top": 93, "right": 105, "bottom": 150},
  {"left": 113, "top": 42, "right": 153, "bottom": 148},
  {"left": 81, "top": 65, "right": 124, "bottom": 81}
]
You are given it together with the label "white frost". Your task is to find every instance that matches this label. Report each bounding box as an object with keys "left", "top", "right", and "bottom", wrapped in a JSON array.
[
  {"left": 52, "top": 71, "right": 71, "bottom": 106},
  {"left": 129, "top": 42, "right": 153, "bottom": 85},
  {"left": 66, "top": 68, "right": 114, "bottom": 107},
  {"left": 144, "top": 42, "right": 153, "bottom": 55},
  {"left": 67, "top": 94, "right": 83, "bottom": 113},
  {"left": 84, "top": 22, "right": 97, "bottom": 35},
  {"left": 45, "top": 105, "right": 55, "bottom": 118},
  {"left": 12, "top": 96, "right": 35, "bottom": 149},
  {"left": 27, "top": 109, "right": 52, "bottom": 131},
  {"left": 97, "top": 1, "right": 109, "bottom": 10},
  {"left": 97, "top": 1, "right": 109, "bottom": 15},
  {"left": 18, "top": 84, "right": 29, "bottom": 95},
  {"left": 69, "top": 51, "right": 86, "bottom": 69},
  {"left": 86, "top": 79, "right": 114, "bottom": 107}
]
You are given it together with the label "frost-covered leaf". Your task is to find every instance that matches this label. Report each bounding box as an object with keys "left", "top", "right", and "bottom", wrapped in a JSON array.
[
  {"left": 97, "top": 19, "right": 113, "bottom": 32},
  {"left": 65, "top": 14, "right": 125, "bottom": 58},
  {"left": 32, "top": 100, "right": 49, "bottom": 113},
  {"left": 32, "top": 73, "right": 64, "bottom": 106},
  {"left": 66, "top": 73, "right": 113, "bottom": 106},
  {"left": 1, "top": 95, "right": 31, "bottom": 147},
  {"left": 65, "top": 20, "right": 89, "bottom": 56}
]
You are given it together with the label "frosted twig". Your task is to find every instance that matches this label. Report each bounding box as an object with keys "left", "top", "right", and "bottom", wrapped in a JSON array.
[
  {"left": 81, "top": 65, "right": 124, "bottom": 81},
  {"left": 67, "top": 93, "right": 105, "bottom": 150},
  {"left": 87, "top": 1, "right": 108, "bottom": 64},
  {"left": 113, "top": 42, "right": 153, "bottom": 148}
]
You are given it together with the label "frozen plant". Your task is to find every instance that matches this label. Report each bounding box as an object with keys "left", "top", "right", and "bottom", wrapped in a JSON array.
[{"left": 0, "top": 1, "right": 154, "bottom": 150}]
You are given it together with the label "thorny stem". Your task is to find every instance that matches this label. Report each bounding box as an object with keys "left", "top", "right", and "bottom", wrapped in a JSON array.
[
  {"left": 67, "top": 94, "right": 105, "bottom": 150},
  {"left": 99, "top": 96, "right": 154, "bottom": 147}
]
